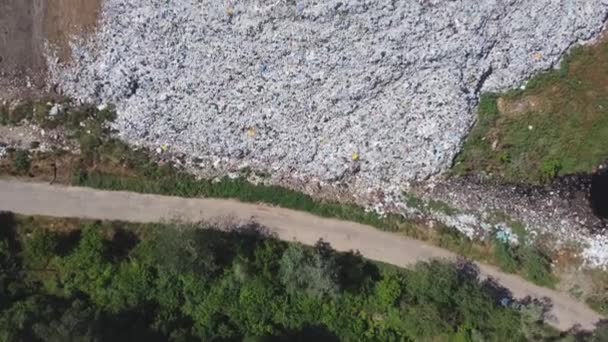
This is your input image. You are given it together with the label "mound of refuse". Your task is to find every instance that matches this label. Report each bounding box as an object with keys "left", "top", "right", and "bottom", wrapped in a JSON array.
[{"left": 48, "top": 0, "right": 608, "bottom": 186}]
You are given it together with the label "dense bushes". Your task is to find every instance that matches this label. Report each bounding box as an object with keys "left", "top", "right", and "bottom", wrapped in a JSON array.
[{"left": 1, "top": 215, "right": 605, "bottom": 341}]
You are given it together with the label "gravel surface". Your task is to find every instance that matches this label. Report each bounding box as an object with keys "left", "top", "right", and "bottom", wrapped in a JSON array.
[{"left": 48, "top": 0, "right": 608, "bottom": 187}]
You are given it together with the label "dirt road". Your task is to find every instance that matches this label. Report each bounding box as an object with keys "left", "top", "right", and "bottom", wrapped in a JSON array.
[{"left": 0, "top": 179, "right": 602, "bottom": 330}]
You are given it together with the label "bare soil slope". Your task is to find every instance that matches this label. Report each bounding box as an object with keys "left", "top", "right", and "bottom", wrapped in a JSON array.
[{"left": 0, "top": 0, "right": 101, "bottom": 100}]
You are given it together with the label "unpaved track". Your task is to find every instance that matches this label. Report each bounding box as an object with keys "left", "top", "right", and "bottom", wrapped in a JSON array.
[{"left": 0, "top": 179, "right": 602, "bottom": 330}]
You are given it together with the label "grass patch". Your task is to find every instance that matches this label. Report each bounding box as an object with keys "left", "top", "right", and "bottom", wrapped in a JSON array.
[
  {"left": 402, "top": 192, "right": 460, "bottom": 216},
  {"left": 403, "top": 192, "right": 425, "bottom": 210},
  {"left": 427, "top": 199, "right": 459, "bottom": 216},
  {"left": 586, "top": 269, "right": 608, "bottom": 316},
  {"left": 492, "top": 240, "right": 557, "bottom": 288},
  {"left": 454, "top": 38, "right": 608, "bottom": 183},
  {"left": 75, "top": 166, "right": 409, "bottom": 232}
]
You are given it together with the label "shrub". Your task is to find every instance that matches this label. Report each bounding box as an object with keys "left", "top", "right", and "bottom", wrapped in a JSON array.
[
  {"left": 13, "top": 150, "right": 31, "bottom": 174},
  {"left": 279, "top": 241, "right": 340, "bottom": 299},
  {"left": 520, "top": 248, "right": 556, "bottom": 288},
  {"left": 493, "top": 241, "right": 519, "bottom": 273},
  {"left": 23, "top": 229, "right": 59, "bottom": 267},
  {"left": 539, "top": 159, "right": 562, "bottom": 182},
  {"left": 375, "top": 271, "right": 403, "bottom": 307}
]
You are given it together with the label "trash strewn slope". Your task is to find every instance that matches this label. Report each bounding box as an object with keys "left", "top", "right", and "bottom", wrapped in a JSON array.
[{"left": 48, "top": 0, "right": 608, "bottom": 187}]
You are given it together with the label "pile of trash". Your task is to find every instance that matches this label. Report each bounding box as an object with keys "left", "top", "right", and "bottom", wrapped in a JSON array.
[{"left": 47, "top": 0, "right": 608, "bottom": 187}]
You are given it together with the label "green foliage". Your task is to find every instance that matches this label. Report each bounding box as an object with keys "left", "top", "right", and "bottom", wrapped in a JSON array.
[
  {"left": 0, "top": 296, "right": 55, "bottom": 341},
  {"left": 375, "top": 271, "right": 403, "bottom": 307},
  {"left": 452, "top": 94, "right": 500, "bottom": 176},
  {"left": 31, "top": 300, "right": 101, "bottom": 342},
  {"left": 587, "top": 294, "right": 608, "bottom": 317},
  {"left": 402, "top": 192, "right": 425, "bottom": 210},
  {"left": 2, "top": 218, "right": 588, "bottom": 341},
  {"left": 13, "top": 150, "right": 31, "bottom": 174},
  {"left": 23, "top": 229, "right": 59, "bottom": 268},
  {"left": 9, "top": 102, "right": 34, "bottom": 124},
  {"left": 454, "top": 40, "right": 608, "bottom": 183},
  {"left": 144, "top": 226, "right": 221, "bottom": 277},
  {"left": 539, "top": 159, "right": 562, "bottom": 182},
  {"left": 32, "top": 103, "right": 50, "bottom": 124},
  {"left": 520, "top": 248, "right": 557, "bottom": 288},
  {"left": 492, "top": 241, "right": 557, "bottom": 288},
  {"left": 279, "top": 241, "right": 340, "bottom": 299},
  {"left": 428, "top": 199, "right": 459, "bottom": 215},
  {"left": 0, "top": 105, "right": 8, "bottom": 125},
  {"left": 59, "top": 225, "right": 115, "bottom": 304},
  {"left": 494, "top": 241, "right": 519, "bottom": 273},
  {"left": 592, "top": 321, "right": 608, "bottom": 342}
]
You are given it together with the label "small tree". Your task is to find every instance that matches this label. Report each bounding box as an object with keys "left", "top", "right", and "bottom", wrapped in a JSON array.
[
  {"left": 145, "top": 225, "right": 220, "bottom": 277},
  {"left": 23, "top": 229, "right": 59, "bottom": 268},
  {"left": 375, "top": 271, "right": 403, "bottom": 307},
  {"left": 279, "top": 240, "right": 340, "bottom": 299},
  {"left": 60, "top": 226, "right": 113, "bottom": 302},
  {"left": 13, "top": 150, "right": 31, "bottom": 174},
  {"left": 33, "top": 300, "right": 102, "bottom": 342}
]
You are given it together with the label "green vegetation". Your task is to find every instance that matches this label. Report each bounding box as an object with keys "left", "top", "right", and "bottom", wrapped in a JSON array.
[
  {"left": 454, "top": 39, "right": 608, "bottom": 183},
  {"left": 403, "top": 192, "right": 460, "bottom": 216},
  {"left": 1, "top": 213, "right": 605, "bottom": 341},
  {"left": 0, "top": 101, "right": 561, "bottom": 289},
  {"left": 74, "top": 168, "right": 400, "bottom": 232},
  {"left": 586, "top": 270, "right": 608, "bottom": 316},
  {"left": 493, "top": 242, "right": 556, "bottom": 288},
  {"left": 12, "top": 150, "right": 31, "bottom": 175}
]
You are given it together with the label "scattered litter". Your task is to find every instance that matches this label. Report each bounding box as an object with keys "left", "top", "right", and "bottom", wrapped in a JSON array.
[
  {"left": 496, "top": 223, "right": 519, "bottom": 244},
  {"left": 47, "top": 0, "right": 608, "bottom": 186},
  {"left": 49, "top": 104, "right": 63, "bottom": 116},
  {"left": 45, "top": 0, "right": 608, "bottom": 268}
]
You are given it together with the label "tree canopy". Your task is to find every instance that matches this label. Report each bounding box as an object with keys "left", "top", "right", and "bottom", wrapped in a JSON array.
[{"left": 0, "top": 213, "right": 605, "bottom": 341}]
